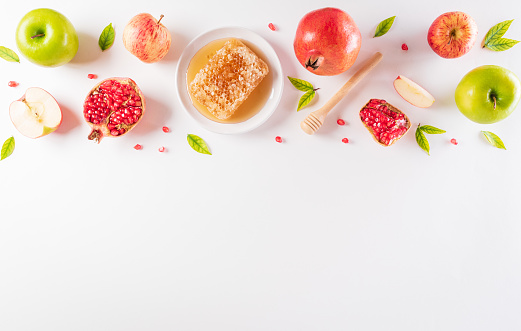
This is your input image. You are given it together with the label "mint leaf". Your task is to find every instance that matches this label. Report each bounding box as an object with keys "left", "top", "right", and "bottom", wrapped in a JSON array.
[
  {"left": 419, "top": 125, "right": 446, "bottom": 134},
  {"left": 374, "top": 16, "right": 396, "bottom": 37},
  {"left": 416, "top": 126, "right": 429, "bottom": 155},
  {"left": 482, "top": 20, "right": 519, "bottom": 51},
  {"left": 0, "top": 46, "right": 20, "bottom": 63},
  {"left": 288, "top": 77, "right": 319, "bottom": 111},
  {"left": 482, "top": 131, "right": 506, "bottom": 150},
  {"left": 482, "top": 20, "right": 515, "bottom": 48},
  {"left": 1, "top": 136, "right": 15, "bottom": 160},
  {"left": 187, "top": 134, "right": 211, "bottom": 155},
  {"left": 287, "top": 76, "right": 314, "bottom": 92},
  {"left": 99, "top": 23, "right": 115, "bottom": 51},
  {"left": 297, "top": 90, "right": 315, "bottom": 111},
  {"left": 484, "top": 38, "right": 519, "bottom": 51}
]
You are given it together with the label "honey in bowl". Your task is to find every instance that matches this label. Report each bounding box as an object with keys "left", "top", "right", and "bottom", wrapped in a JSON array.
[{"left": 186, "top": 38, "right": 273, "bottom": 124}]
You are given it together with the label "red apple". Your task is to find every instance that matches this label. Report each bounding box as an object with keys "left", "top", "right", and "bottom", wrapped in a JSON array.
[
  {"left": 293, "top": 7, "right": 361, "bottom": 76},
  {"left": 123, "top": 13, "right": 171, "bottom": 63},
  {"left": 427, "top": 11, "right": 477, "bottom": 59}
]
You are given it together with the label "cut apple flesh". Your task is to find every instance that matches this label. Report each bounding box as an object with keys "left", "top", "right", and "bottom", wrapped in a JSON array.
[
  {"left": 9, "top": 87, "right": 62, "bottom": 138},
  {"left": 393, "top": 75, "right": 435, "bottom": 108}
]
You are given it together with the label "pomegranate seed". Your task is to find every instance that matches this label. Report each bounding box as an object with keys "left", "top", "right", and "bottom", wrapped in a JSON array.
[
  {"left": 402, "top": 43, "right": 408, "bottom": 51},
  {"left": 268, "top": 23, "right": 276, "bottom": 31},
  {"left": 162, "top": 126, "right": 170, "bottom": 133},
  {"left": 275, "top": 136, "right": 283, "bottom": 143},
  {"left": 450, "top": 138, "right": 458, "bottom": 145},
  {"left": 342, "top": 138, "right": 349, "bottom": 144},
  {"left": 158, "top": 146, "right": 166, "bottom": 152},
  {"left": 8, "top": 81, "right": 18, "bottom": 87},
  {"left": 87, "top": 74, "right": 97, "bottom": 79},
  {"left": 134, "top": 144, "right": 142, "bottom": 150},
  {"left": 337, "top": 119, "right": 345, "bottom": 126}
]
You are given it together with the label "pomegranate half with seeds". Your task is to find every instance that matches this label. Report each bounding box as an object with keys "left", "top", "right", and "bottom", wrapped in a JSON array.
[
  {"left": 83, "top": 77, "right": 145, "bottom": 143},
  {"left": 360, "top": 99, "right": 411, "bottom": 146}
]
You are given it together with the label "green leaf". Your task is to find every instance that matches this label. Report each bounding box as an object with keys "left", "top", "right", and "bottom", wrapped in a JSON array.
[
  {"left": 1, "top": 137, "right": 15, "bottom": 161},
  {"left": 481, "top": 131, "right": 506, "bottom": 150},
  {"left": 482, "top": 19, "right": 514, "bottom": 48},
  {"left": 98, "top": 23, "right": 115, "bottom": 51},
  {"left": 484, "top": 38, "right": 520, "bottom": 51},
  {"left": 287, "top": 76, "right": 314, "bottom": 92},
  {"left": 419, "top": 125, "right": 446, "bottom": 135},
  {"left": 0, "top": 46, "right": 20, "bottom": 62},
  {"left": 187, "top": 134, "right": 212, "bottom": 155},
  {"left": 297, "top": 90, "right": 315, "bottom": 111},
  {"left": 374, "top": 16, "right": 396, "bottom": 37},
  {"left": 415, "top": 126, "right": 430, "bottom": 155}
]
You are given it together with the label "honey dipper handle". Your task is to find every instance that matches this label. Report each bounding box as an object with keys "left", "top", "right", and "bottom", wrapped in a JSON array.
[
  {"left": 300, "top": 52, "right": 383, "bottom": 135},
  {"left": 315, "top": 52, "right": 383, "bottom": 118}
]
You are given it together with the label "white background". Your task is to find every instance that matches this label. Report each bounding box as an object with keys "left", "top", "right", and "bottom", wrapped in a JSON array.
[{"left": 1, "top": 0, "right": 520, "bottom": 330}]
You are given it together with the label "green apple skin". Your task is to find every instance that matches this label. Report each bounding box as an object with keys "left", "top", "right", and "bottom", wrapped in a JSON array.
[
  {"left": 16, "top": 8, "right": 79, "bottom": 67},
  {"left": 455, "top": 65, "right": 521, "bottom": 124}
]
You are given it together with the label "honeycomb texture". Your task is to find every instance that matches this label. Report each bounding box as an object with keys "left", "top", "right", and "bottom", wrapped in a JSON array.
[{"left": 189, "top": 39, "right": 269, "bottom": 120}]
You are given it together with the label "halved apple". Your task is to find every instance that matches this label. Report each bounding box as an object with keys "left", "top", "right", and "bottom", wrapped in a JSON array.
[
  {"left": 393, "top": 75, "right": 435, "bottom": 108},
  {"left": 9, "top": 87, "right": 62, "bottom": 138}
]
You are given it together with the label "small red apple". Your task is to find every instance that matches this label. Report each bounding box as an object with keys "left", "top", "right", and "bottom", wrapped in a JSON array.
[
  {"left": 123, "top": 13, "right": 171, "bottom": 63},
  {"left": 427, "top": 11, "right": 478, "bottom": 59},
  {"left": 293, "top": 7, "right": 361, "bottom": 76}
]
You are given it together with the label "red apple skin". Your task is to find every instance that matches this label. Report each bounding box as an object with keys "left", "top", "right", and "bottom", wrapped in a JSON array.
[
  {"left": 427, "top": 11, "right": 477, "bottom": 59},
  {"left": 293, "top": 7, "right": 361, "bottom": 76},
  {"left": 123, "top": 13, "right": 171, "bottom": 63}
]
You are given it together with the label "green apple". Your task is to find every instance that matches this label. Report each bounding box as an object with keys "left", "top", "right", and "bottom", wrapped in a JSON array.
[
  {"left": 16, "top": 8, "right": 79, "bottom": 67},
  {"left": 455, "top": 65, "right": 521, "bottom": 124}
]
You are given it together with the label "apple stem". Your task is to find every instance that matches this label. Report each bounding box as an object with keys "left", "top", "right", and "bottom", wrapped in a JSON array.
[
  {"left": 157, "top": 14, "right": 164, "bottom": 25},
  {"left": 447, "top": 29, "right": 456, "bottom": 45},
  {"left": 31, "top": 33, "right": 45, "bottom": 39},
  {"left": 493, "top": 96, "right": 497, "bottom": 110},
  {"left": 313, "top": 88, "right": 320, "bottom": 92}
]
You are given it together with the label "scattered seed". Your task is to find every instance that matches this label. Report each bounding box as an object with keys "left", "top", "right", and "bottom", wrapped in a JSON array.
[
  {"left": 402, "top": 43, "right": 408, "bottom": 51},
  {"left": 134, "top": 144, "right": 142, "bottom": 150},
  {"left": 275, "top": 136, "right": 282, "bottom": 143},
  {"left": 8, "top": 81, "right": 18, "bottom": 87},
  {"left": 87, "top": 74, "right": 98, "bottom": 79},
  {"left": 337, "top": 119, "right": 346, "bottom": 126},
  {"left": 158, "top": 146, "right": 166, "bottom": 152},
  {"left": 162, "top": 126, "right": 170, "bottom": 133},
  {"left": 450, "top": 138, "right": 458, "bottom": 145},
  {"left": 342, "top": 138, "right": 349, "bottom": 144},
  {"left": 268, "top": 23, "right": 276, "bottom": 31}
]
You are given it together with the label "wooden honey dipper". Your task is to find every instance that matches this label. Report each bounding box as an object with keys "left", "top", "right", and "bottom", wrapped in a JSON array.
[{"left": 300, "top": 52, "right": 383, "bottom": 135}]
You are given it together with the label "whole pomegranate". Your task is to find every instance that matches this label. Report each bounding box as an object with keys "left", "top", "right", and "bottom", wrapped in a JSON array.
[
  {"left": 83, "top": 77, "right": 145, "bottom": 143},
  {"left": 294, "top": 7, "right": 361, "bottom": 76}
]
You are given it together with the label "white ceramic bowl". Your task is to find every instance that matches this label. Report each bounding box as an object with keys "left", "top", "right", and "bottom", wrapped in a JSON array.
[{"left": 175, "top": 27, "right": 284, "bottom": 134}]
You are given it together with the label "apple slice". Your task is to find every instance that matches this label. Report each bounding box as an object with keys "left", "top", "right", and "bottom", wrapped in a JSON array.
[
  {"left": 9, "top": 87, "right": 62, "bottom": 138},
  {"left": 393, "top": 75, "right": 435, "bottom": 108}
]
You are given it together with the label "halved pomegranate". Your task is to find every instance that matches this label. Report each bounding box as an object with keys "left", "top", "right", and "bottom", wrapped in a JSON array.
[
  {"left": 360, "top": 99, "right": 411, "bottom": 146},
  {"left": 83, "top": 77, "right": 145, "bottom": 143}
]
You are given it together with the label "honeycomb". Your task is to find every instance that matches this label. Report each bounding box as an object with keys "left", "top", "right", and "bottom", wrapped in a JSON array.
[{"left": 189, "top": 39, "right": 269, "bottom": 120}]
